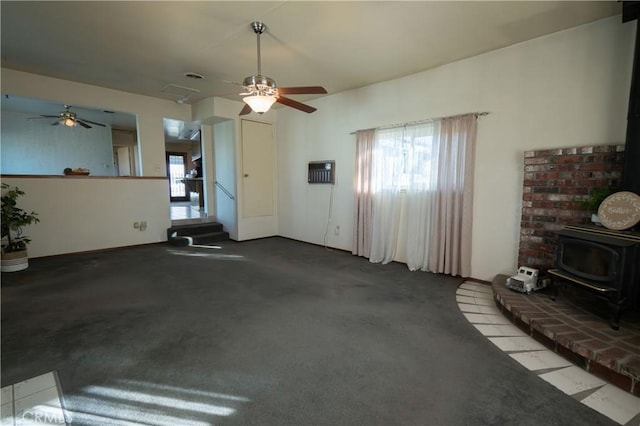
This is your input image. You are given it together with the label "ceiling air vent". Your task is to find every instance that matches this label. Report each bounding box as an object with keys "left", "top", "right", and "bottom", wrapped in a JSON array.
[
  {"left": 184, "top": 72, "right": 204, "bottom": 80},
  {"left": 160, "top": 84, "right": 200, "bottom": 103}
]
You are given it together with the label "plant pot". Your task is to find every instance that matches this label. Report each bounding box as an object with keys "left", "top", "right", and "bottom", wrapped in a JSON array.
[
  {"left": 1, "top": 250, "right": 29, "bottom": 272},
  {"left": 591, "top": 213, "right": 602, "bottom": 226}
]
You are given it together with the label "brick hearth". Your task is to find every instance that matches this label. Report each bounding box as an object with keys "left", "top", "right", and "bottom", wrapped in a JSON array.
[{"left": 492, "top": 275, "right": 640, "bottom": 396}]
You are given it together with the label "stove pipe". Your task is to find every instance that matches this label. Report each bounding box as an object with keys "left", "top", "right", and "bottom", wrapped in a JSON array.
[{"left": 622, "top": 4, "right": 640, "bottom": 194}]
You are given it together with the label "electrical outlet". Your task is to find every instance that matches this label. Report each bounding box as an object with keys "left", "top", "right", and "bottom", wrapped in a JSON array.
[
  {"left": 140, "top": 221, "right": 147, "bottom": 231},
  {"left": 334, "top": 225, "right": 340, "bottom": 236},
  {"left": 133, "top": 222, "right": 140, "bottom": 229}
]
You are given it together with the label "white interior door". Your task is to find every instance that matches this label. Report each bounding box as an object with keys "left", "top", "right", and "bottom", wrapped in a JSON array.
[
  {"left": 241, "top": 120, "right": 274, "bottom": 218},
  {"left": 116, "top": 146, "right": 131, "bottom": 176}
]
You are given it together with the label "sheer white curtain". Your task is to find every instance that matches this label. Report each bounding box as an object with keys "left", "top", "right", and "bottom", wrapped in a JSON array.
[
  {"left": 368, "top": 126, "right": 405, "bottom": 263},
  {"left": 405, "top": 121, "right": 441, "bottom": 271},
  {"left": 352, "top": 114, "right": 478, "bottom": 277}
]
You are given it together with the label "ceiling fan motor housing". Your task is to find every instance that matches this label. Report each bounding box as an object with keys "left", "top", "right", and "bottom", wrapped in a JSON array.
[
  {"left": 251, "top": 21, "right": 266, "bottom": 35},
  {"left": 243, "top": 75, "right": 277, "bottom": 96}
]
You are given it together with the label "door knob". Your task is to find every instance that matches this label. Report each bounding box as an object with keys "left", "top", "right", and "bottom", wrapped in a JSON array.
[{"left": 244, "top": 174, "right": 249, "bottom": 177}]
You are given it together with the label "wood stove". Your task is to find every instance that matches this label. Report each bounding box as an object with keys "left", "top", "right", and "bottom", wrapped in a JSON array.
[{"left": 549, "top": 225, "right": 640, "bottom": 329}]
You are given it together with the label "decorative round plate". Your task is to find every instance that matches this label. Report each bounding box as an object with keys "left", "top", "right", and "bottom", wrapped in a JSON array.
[{"left": 597, "top": 191, "right": 640, "bottom": 230}]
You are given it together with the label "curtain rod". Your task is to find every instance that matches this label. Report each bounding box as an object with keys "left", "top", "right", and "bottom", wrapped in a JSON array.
[{"left": 349, "top": 111, "right": 489, "bottom": 135}]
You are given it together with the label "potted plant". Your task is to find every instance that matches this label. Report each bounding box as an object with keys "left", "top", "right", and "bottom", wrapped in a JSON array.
[
  {"left": 583, "top": 186, "right": 614, "bottom": 225},
  {"left": 1, "top": 183, "right": 40, "bottom": 272}
]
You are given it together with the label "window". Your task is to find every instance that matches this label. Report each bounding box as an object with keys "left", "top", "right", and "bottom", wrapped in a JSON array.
[
  {"left": 353, "top": 114, "right": 478, "bottom": 275},
  {"left": 372, "top": 123, "right": 437, "bottom": 192}
]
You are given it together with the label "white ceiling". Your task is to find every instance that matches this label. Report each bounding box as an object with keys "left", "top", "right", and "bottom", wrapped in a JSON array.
[
  {"left": 3, "top": 1, "right": 621, "bottom": 142},
  {"left": 1, "top": 1, "right": 622, "bottom": 108}
]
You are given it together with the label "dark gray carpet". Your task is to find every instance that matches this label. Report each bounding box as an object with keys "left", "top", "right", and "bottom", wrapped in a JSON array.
[{"left": 1, "top": 237, "right": 616, "bottom": 425}]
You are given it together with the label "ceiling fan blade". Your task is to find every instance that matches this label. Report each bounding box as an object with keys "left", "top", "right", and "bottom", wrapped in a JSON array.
[
  {"left": 239, "top": 104, "right": 252, "bottom": 116},
  {"left": 76, "top": 120, "right": 92, "bottom": 129},
  {"left": 78, "top": 118, "right": 105, "bottom": 127},
  {"left": 277, "top": 86, "right": 327, "bottom": 95},
  {"left": 50, "top": 121, "right": 60, "bottom": 126},
  {"left": 28, "top": 115, "right": 58, "bottom": 119},
  {"left": 276, "top": 96, "right": 317, "bottom": 113}
]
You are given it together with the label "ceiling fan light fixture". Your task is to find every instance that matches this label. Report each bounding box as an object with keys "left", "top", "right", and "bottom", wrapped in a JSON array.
[
  {"left": 62, "top": 117, "right": 76, "bottom": 127},
  {"left": 234, "top": 21, "right": 325, "bottom": 116},
  {"left": 243, "top": 95, "right": 276, "bottom": 113}
]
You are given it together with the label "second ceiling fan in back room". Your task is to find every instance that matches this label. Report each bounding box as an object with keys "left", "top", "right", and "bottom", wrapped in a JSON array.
[
  {"left": 29, "top": 105, "right": 106, "bottom": 129},
  {"left": 233, "top": 21, "right": 327, "bottom": 115}
]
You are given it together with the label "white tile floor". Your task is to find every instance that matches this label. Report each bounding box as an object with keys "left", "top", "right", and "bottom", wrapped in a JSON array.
[
  {"left": 488, "top": 336, "right": 548, "bottom": 352},
  {"left": 170, "top": 201, "right": 206, "bottom": 221},
  {"left": 581, "top": 385, "right": 640, "bottom": 425},
  {"left": 540, "top": 366, "right": 607, "bottom": 395},
  {"left": 473, "top": 323, "right": 529, "bottom": 337},
  {"left": 509, "top": 349, "right": 573, "bottom": 371},
  {"left": 1, "top": 372, "right": 67, "bottom": 425},
  {"left": 458, "top": 280, "right": 640, "bottom": 426}
]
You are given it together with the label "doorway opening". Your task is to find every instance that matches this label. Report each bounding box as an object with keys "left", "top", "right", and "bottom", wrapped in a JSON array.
[
  {"left": 164, "top": 118, "right": 208, "bottom": 222},
  {"left": 167, "top": 151, "right": 206, "bottom": 221},
  {"left": 166, "top": 152, "right": 189, "bottom": 202}
]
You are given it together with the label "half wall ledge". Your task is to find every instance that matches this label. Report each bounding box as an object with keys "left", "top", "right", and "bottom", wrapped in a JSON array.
[{"left": 492, "top": 274, "right": 640, "bottom": 397}]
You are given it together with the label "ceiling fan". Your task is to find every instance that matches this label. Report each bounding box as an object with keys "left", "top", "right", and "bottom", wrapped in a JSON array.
[
  {"left": 236, "top": 21, "right": 327, "bottom": 116},
  {"left": 29, "top": 105, "right": 106, "bottom": 128}
]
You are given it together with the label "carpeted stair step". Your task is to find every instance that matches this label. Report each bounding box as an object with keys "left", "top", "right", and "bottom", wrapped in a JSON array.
[
  {"left": 167, "top": 222, "right": 223, "bottom": 238},
  {"left": 167, "top": 222, "right": 229, "bottom": 246},
  {"left": 191, "top": 231, "right": 230, "bottom": 245}
]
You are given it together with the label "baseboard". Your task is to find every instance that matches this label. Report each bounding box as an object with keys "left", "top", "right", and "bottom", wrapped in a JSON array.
[{"left": 31, "top": 242, "right": 167, "bottom": 260}]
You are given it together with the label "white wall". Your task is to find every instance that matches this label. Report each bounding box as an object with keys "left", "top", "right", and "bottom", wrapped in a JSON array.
[
  {"left": 213, "top": 119, "right": 238, "bottom": 239},
  {"left": 1, "top": 177, "right": 170, "bottom": 258},
  {"left": 276, "top": 16, "right": 635, "bottom": 281},
  {"left": 200, "top": 124, "right": 215, "bottom": 217},
  {"left": 1, "top": 110, "right": 115, "bottom": 175}
]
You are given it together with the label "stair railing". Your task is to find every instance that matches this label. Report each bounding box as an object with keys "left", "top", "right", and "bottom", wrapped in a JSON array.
[{"left": 215, "top": 181, "right": 235, "bottom": 200}]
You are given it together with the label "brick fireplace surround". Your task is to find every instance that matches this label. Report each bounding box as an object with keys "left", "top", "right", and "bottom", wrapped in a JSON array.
[
  {"left": 518, "top": 144, "right": 625, "bottom": 271},
  {"left": 492, "top": 144, "right": 640, "bottom": 396}
]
